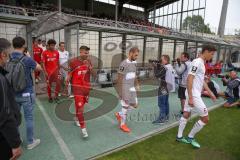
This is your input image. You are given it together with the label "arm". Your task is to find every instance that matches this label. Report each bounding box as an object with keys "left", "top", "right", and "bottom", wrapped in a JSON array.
[
  {"left": 116, "top": 73, "right": 123, "bottom": 99},
  {"left": 41, "top": 53, "right": 48, "bottom": 77},
  {"left": 135, "top": 77, "right": 140, "bottom": 91},
  {"left": 35, "top": 62, "right": 42, "bottom": 71},
  {"left": 187, "top": 74, "right": 194, "bottom": 107},
  {"left": 203, "top": 81, "right": 216, "bottom": 101},
  {"left": 175, "top": 63, "right": 186, "bottom": 76},
  {"left": 66, "top": 71, "right": 72, "bottom": 85}
]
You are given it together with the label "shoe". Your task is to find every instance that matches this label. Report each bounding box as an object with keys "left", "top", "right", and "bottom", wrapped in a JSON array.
[
  {"left": 115, "top": 112, "right": 121, "bottom": 125},
  {"left": 48, "top": 98, "right": 53, "bottom": 103},
  {"left": 58, "top": 93, "right": 61, "bottom": 97},
  {"left": 68, "top": 95, "right": 74, "bottom": 98},
  {"left": 187, "top": 137, "right": 201, "bottom": 148},
  {"left": 176, "top": 137, "right": 191, "bottom": 144},
  {"left": 27, "top": 139, "right": 41, "bottom": 150},
  {"left": 81, "top": 128, "right": 88, "bottom": 138},
  {"left": 54, "top": 97, "right": 60, "bottom": 103},
  {"left": 152, "top": 119, "right": 165, "bottom": 124},
  {"left": 75, "top": 120, "right": 80, "bottom": 127},
  {"left": 120, "top": 124, "right": 131, "bottom": 133}
]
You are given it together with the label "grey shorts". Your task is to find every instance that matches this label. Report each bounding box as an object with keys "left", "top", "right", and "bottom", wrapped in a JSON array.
[{"left": 121, "top": 90, "right": 138, "bottom": 106}]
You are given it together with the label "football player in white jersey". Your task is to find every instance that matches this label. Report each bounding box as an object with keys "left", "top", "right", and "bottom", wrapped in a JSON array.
[
  {"left": 115, "top": 47, "right": 140, "bottom": 133},
  {"left": 176, "top": 45, "right": 217, "bottom": 148}
]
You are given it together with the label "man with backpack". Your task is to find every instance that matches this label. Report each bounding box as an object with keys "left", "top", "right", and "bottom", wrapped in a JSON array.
[{"left": 6, "top": 36, "right": 42, "bottom": 150}]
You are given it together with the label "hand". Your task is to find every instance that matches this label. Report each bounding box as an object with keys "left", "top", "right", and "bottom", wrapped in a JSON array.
[
  {"left": 210, "top": 94, "right": 217, "bottom": 102},
  {"left": 10, "top": 146, "right": 22, "bottom": 160},
  {"left": 45, "top": 72, "right": 48, "bottom": 78},
  {"left": 118, "top": 94, "right": 122, "bottom": 100},
  {"left": 188, "top": 97, "right": 194, "bottom": 107},
  {"left": 24, "top": 51, "right": 31, "bottom": 57},
  {"left": 136, "top": 85, "right": 140, "bottom": 91}
]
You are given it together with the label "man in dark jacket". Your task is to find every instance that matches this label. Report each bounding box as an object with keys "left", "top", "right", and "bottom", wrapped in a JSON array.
[{"left": 0, "top": 38, "right": 22, "bottom": 160}]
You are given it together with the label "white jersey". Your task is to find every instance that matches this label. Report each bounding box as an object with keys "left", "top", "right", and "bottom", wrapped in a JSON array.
[
  {"left": 59, "top": 50, "right": 69, "bottom": 66},
  {"left": 38, "top": 44, "right": 46, "bottom": 51},
  {"left": 176, "top": 60, "right": 191, "bottom": 87},
  {"left": 187, "top": 57, "right": 205, "bottom": 97}
]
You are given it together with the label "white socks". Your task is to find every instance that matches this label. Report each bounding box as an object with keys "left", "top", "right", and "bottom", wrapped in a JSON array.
[
  {"left": 188, "top": 120, "right": 206, "bottom": 138},
  {"left": 177, "top": 117, "right": 188, "bottom": 138},
  {"left": 119, "top": 107, "right": 128, "bottom": 126}
]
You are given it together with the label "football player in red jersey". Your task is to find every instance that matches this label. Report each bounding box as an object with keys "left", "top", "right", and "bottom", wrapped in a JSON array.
[
  {"left": 66, "top": 46, "right": 96, "bottom": 138},
  {"left": 33, "top": 38, "right": 43, "bottom": 83},
  {"left": 42, "top": 39, "right": 61, "bottom": 103}
]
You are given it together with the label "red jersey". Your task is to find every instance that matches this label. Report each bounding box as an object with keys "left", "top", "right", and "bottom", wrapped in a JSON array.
[
  {"left": 33, "top": 45, "right": 43, "bottom": 63},
  {"left": 42, "top": 50, "right": 60, "bottom": 74},
  {"left": 69, "top": 58, "right": 92, "bottom": 96}
]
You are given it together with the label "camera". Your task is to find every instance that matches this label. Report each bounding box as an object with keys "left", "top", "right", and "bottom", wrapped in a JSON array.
[
  {"left": 149, "top": 59, "right": 161, "bottom": 64},
  {"left": 218, "top": 74, "right": 230, "bottom": 79}
]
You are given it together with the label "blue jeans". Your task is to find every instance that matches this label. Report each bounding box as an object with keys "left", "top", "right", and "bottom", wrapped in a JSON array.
[
  {"left": 157, "top": 94, "right": 169, "bottom": 120},
  {"left": 15, "top": 93, "right": 35, "bottom": 144}
]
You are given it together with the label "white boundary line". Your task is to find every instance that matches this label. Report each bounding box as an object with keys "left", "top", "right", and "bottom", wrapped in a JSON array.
[
  {"left": 87, "top": 102, "right": 225, "bottom": 160},
  {"left": 36, "top": 99, "right": 75, "bottom": 160}
]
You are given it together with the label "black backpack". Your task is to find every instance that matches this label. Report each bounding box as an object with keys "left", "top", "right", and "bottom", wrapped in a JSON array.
[{"left": 5, "top": 55, "right": 27, "bottom": 92}]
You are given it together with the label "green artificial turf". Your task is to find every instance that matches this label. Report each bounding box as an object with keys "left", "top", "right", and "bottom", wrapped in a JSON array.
[{"left": 99, "top": 107, "right": 240, "bottom": 160}]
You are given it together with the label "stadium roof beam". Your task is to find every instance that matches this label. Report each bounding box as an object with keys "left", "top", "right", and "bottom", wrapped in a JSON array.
[{"left": 115, "top": 0, "right": 178, "bottom": 10}]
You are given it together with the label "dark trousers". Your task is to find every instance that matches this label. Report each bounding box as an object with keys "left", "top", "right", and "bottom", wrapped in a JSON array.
[{"left": 0, "top": 134, "right": 12, "bottom": 160}]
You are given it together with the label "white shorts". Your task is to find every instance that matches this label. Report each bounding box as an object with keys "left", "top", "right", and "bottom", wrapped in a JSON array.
[
  {"left": 121, "top": 91, "right": 138, "bottom": 107},
  {"left": 184, "top": 97, "right": 208, "bottom": 117}
]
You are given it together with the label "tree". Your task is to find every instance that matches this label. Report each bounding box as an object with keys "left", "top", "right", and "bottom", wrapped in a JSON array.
[{"left": 182, "top": 15, "right": 212, "bottom": 34}]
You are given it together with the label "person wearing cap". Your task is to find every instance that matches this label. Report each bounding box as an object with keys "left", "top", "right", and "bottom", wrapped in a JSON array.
[{"left": 66, "top": 46, "right": 96, "bottom": 138}]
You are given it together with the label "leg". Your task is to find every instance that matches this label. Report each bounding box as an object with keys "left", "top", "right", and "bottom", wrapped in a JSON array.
[
  {"left": 47, "top": 76, "right": 52, "bottom": 100},
  {"left": 166, "top": 95, "right": 169, "bottom": 119},
  {"left": 223, "top": 97, "right": 236, "bottom": 108},
  {"left": 158, "top": 95, "right": 165, "bottom": 120},
  {"left": 188, "top": 115, "right": 208, "bottom": 139},
  {"left": 177, "top": 98, "right": 191, "bottom": 139},
  {"left": 53, "top": 72, "right": 61, "bottom": 98},
  {"left": 74, "top": 96, "right": 86, "bottom": 129},
  {"left": 186, "top": 98, "right": 208, "bottom": 148},
  {"left": 180, "top": 99, "right": 185, "bottom": 113},
  {"left": 0, "top": 136, "right": 13, "bottom": 160},
  {"left": 22, "top": 94, "right": 35, "bottom": 145}
]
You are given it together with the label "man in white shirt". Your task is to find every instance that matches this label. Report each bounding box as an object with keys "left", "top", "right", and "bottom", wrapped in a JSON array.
[
  {"left": 175, "top": 52, "right": 191, "bottom": 114},
  {"left": 176, "top": 45, "right": 217, "bottom": 148},
  {"left": 37, "top": 39, "right": 46, "bottom": 51},
  {"left": 58, "top": 42, "right": 71, "bottom": 97}
]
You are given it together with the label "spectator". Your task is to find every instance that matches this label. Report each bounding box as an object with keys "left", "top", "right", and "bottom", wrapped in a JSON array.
[
  {"left": 0, "top": 38, "right": 22, "bottom": 160},
  {"left": 202, "top": 75, "right": 220, "bottom": 98},
  {"left": 58, "top": 42, "right": 71, "bottom": 97},
  {"left": 41, "top": 40, "right": 47, "bottom": 51},
  {"left": 37, "top": 39, "right": 46, "bottom": 51},
  {"left": 152, "top": 55, "right": 175, "bottom": 124},
  {"left": 219, "top": 71, "right": 240, "bottom": 108},
  {"left": 11, "top": 37, "right": 42, "bottom": 149},
  {"left": 174, "top": 52, "right": 191, "bottom": 114}
]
